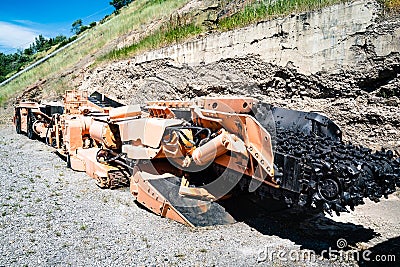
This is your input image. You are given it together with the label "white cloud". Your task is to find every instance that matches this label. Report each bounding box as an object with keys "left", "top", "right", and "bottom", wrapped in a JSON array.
[{"left": 0, "top": 21, "right": 39, "bottom": 52}]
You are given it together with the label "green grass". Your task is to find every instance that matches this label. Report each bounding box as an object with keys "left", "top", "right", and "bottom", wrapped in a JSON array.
[
  {"left": 0, "top": 0, "right": 189, "bottom": 106},
  {"left": 100, "top": 23, "right": 202, "bottom": 61},
  {"left": 97, "top": 0, "right": 358, "bottom": 65},
  {"left": 218, "top": 0, "right": 348, "bottom": 31},
  {"left": 102, "top": 0, "right": 344, "bottom": 61},
  {"left": 1, "top": 0, "right": 397, "bottom": 107},
  {"left": 382, "top": 0, "right": 400, "bottom": 10}
]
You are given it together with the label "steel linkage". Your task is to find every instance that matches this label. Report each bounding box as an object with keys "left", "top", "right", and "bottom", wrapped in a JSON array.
[{"left": 13, "top": 91, "right": 400, "bottom": 226}]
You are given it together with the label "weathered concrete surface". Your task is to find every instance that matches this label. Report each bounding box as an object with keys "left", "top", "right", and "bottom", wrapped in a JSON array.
[
  {"left": 133, "top": 0, "right": 399, "bottom": 74},
  {"left": 78, "top": 0, "right": 400, "bottom": 152}
]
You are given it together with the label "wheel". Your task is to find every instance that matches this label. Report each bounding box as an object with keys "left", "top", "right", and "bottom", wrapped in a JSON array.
[
  {"left": 318, "top": 178, "right": 340, "bottom": 201},
  {"left": 27, "top": 109, "right": 36, "bottom": 140},
  {"left": 15, "top": 108, "right": 22, "bottom": 134},
  {"left": 66, "top": 154, "right": 71, "bottom": 168}
]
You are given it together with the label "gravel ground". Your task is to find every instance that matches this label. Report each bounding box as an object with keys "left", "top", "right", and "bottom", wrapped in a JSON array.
[
  {"left": 0, "top": 125, "right": 399, "bottom": 267},
  {"left": 1, "top": 1, "right": 399, "bottom": 265}
]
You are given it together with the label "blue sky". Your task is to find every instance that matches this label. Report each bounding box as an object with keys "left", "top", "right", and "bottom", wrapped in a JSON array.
[{"left": 0, "top": 0, "right": 114, "bottom": 54}]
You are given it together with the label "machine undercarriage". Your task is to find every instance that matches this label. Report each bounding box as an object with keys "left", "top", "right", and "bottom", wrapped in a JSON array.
[{"left": 13, "top": 90, "right": 400, "bottom": 226}]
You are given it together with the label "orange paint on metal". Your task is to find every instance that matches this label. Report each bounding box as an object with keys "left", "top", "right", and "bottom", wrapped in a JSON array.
[
  {"left": 13, "top": 91, "right": 278, "bottom": 227},
  {"left": 192, "top": 132, "right": 228, "bottom": 166}
]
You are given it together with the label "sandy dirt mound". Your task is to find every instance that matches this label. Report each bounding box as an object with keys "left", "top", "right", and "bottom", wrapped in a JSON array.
[{"left": 80, "top": 54, "right": 400, "bottom": 154}]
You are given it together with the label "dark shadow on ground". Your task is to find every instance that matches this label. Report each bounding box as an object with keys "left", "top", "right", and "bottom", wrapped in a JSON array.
[
  {"left": 358, "top": 236, "right": 400, "bottom": 267},
  {"left": 220, "top": 194, "right": 379, "bottom": 257}
]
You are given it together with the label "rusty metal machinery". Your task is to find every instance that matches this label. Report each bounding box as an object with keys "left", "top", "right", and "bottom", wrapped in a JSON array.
[{"left": 13, "top": 91, "right": 400, "bottom": 227}]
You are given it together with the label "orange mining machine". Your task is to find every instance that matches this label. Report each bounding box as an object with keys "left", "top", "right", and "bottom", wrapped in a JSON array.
[{"left": 14, "top": 90, "right": 400, "bottom": 226}]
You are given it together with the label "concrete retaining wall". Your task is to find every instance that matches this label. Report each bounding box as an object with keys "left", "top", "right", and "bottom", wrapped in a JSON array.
[{"left": 133, "top": 0, "right": 400, "bottom": 74}]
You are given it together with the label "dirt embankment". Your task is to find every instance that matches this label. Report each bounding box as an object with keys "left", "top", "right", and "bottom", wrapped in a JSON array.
[
  {"left": 74, "top": 1, "right": 400, "bottom": 153},
  {"left": 78, "top": 52, "right": 399, "bottom": 153},
  {"left": 4, "top": 1, "right": 398, "bottom": 151}
]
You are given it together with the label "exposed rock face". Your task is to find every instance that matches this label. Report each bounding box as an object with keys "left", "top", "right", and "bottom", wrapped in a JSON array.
[
  {"left": 131, "top": 0, "right": 399, "bottom": 75},
  {"left": 79, "top": 0, "right": 400, "bottom": 152}
]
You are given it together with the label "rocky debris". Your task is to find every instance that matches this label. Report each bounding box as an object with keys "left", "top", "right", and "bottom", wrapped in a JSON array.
[
  {"left": 377, "top": 75, "right": 400, "bottom": 98},
  {"left": 15, "top": 79, "right": 46, "bottom": 104},
  {"left": 0, "top": 106, "right": 12, "bottom": 125},
  {"left": 175, "top": 0, "right": 253, "bottom": 29},
  {"left": 79, "top": 53, "right": 400, "bottom": 154},
  {"left": 1, "top": 111, "right": 400, "bottom": 266}
]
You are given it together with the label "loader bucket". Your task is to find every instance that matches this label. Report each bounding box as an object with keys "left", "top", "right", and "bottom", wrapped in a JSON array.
[
  {"left": 131, "top": 168, "right": 236, "bottom": 227},
  {"left": 254, "top": 102, "right": 342, "bottom": 141}
]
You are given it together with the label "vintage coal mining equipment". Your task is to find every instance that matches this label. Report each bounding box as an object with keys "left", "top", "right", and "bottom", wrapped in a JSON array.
[{"left": 13, "top": 90, "right": 400, "bottom": 227}]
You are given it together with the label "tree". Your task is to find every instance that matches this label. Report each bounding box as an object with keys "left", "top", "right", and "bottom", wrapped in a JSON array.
[
  {"left": 34, "top": 35, "right": 47, "bottom": 52},
  {"left": 71, "top": 19, "right": 83, "bottom": 35},
  {"left": 23, "top": 47, "right": 34, "bottom": 56},
  {"left": 109, "top": 0, "right": 133, "bottom": 11},
  {"left": 0, "top": 33, "right": 69, "bottom": 83},
  {"left": 53, "top": 35, "right": 67, "bottom": 44}
]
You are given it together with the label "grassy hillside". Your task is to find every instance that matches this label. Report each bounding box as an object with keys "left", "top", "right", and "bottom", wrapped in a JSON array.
[
  {"left": 0, "top": 0, "right": 397, "bottom": 107},
  {"left": 0, "top": 0, "right": 189, "bottom": 105},
  {"left": 98, "top": 0, "right": 350, "bottom": 62},
  {"left": 384, "top": 0, "right": 400, "bottom": 10}
]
